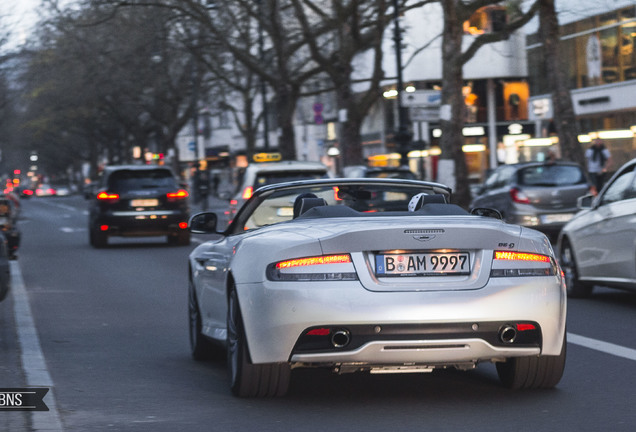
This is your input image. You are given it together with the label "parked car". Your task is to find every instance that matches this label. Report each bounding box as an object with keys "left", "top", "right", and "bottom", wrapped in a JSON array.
[
  {"left": 228, "top": 160, "right": 331, "bottom": 220},
  {"left": 87, "top": 165, "right": 190, "bottom": 247},
  {"left": 471, "top": 161, "right": 590, "bottom": 236},
  {"left": 188, "top": 178, "right": 566, "bottom": 397},
  {"left": 0, "top": 233, "right": 11, "bottom": 302},
  {"left": 557, "top": 157, "right": 636, "bottom": 297},
  {"left": 342, "top": 165, "right": 417, "bottom": 179}
]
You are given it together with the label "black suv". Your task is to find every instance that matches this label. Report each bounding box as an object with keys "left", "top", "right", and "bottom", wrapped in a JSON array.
[{"left": 88, "top": 165, "right": 190, "bottom": 247}]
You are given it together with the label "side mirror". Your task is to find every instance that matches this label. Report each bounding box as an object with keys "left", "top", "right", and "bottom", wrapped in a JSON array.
[
  {"left": 189, "top": 212, "right": 219, "bottom": 234},
  {"left": 577, "top": 194, "right": 594, "bottom": 210},
  {"left": 470, "top": 207, "right": 503, "bottom": 220}
]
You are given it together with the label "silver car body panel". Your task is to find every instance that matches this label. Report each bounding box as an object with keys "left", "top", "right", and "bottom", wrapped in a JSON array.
[
  {"left": 191, "top": 212, "right": 566, "bottom": 366},
  {"left": 558, "top": 158, "right": 636, "bottom": 289}
]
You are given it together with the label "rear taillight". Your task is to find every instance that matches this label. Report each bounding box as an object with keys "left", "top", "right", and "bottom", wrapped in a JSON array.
[
  {"left": 494, "top": 251, "right": 550, "bottom": 263},
  {"left": 267, "top": 254, "right": 357, "bottom": 281},
  {"left": 242, "top": 186, "right": 253, "bottom": 200},
  {"left": 167, "top": 189, "right": 189, "bottom": 201},
  {"left": 510, "top": 187, "right": 530, "bottom": 204},
  {"left": 491, "top": 250, "right": 558, "bottom": 277},
  {"left": 97, "top": 191, "right": 119, "bottom": 201}
]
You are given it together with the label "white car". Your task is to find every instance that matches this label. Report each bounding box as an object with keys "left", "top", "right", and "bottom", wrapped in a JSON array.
[
  {"left": 228, "top": 160, "right": 331, "bottom": 220},
  {"left": 558, "top": 157, "right": 636, "bottom": 297},
  {"left": 188, "top": 178, "right": 567, "bottom": 397}
]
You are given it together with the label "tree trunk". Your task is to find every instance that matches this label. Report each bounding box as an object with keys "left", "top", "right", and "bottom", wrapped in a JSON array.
[
  {"left": 439, "top": 0, "right": 471, "bottom": 209},
  {"left": 538, "top": 0, "right": 585, "bottom": 168},
  {"left": 273, "top": 83, "right": 298, "bottom": 160}
]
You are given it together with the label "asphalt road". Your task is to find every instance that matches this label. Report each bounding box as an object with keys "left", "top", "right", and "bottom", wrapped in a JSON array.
[{"left": 2, "top": 195, "right": 636, "bottom": 431}]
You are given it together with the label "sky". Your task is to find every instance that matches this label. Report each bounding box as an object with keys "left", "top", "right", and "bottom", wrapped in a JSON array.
[{"left": 3, "top": 0, "right": 44, "bottom": 47}]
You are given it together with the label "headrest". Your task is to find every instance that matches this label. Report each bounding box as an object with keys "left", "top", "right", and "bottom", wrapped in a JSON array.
[
  {"left": 408, "top": 193, "right": 447, "bottom": 211},
  {"left": 293, "top": 193, "right": 328, "bottom": 218}
]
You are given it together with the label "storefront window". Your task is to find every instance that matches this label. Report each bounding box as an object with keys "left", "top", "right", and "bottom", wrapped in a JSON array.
[
  {"left": 528, "top": 6, "right": 636, "bottom": 91},
  {"left": 620, "top": 15, "right": 636, "bottom": 80}
]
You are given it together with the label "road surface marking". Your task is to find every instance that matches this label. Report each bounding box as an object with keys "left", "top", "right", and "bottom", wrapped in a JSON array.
[
  {"left": 568, "top": 332, "right": 636, "bottom": 361},
  {"left": 12, "top": 261, "right": 64, "bottom": 432}
]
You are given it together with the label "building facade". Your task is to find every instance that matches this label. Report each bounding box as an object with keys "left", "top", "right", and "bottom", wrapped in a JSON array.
[{"left": 527, "top": 2, "right": 636, "bottom": 171}]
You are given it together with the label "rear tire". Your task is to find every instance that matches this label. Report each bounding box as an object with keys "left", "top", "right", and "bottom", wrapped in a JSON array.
[
  {"left": 188, "top": 279, "right": 219, "bottom": 361},
  {"left": 168, "top": 231, "right": 190, "bottom": 246},
  {"left": 89, "top": 226, "right": 107, "bottom": 248},
  {"left": 560, "top": 239, "right": 593, "bottom": 298},
  {"left": 227, "top": 287, "right": 290, "bottom": 397},
  {"left": 496, "top": 334, "right": 566, "bottom": 389}
]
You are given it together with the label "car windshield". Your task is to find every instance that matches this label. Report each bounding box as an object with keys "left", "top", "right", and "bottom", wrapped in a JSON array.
[
  {"left": 254, "top": 171, "right": 328, "bottom": 188},
  {"left": 518, "top": 165, "right": 586, "bottom": 187},
  {"left": 239, "top": 181, "right": 449, "bottom": 231},
  {"left": 366, "top": 170, "right": 417, "bottom": 179},
  {"left": 107, "top": 169, "right": 177, "bottom": 192}
]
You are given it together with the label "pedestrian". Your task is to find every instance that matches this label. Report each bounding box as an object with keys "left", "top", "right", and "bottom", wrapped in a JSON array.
[{"left": 585, "top": 138, "right": 611, "bottom": 194}]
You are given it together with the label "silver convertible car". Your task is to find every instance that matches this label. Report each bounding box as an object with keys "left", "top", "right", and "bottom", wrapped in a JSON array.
[
  {"left": 558, "top": 157, "right": 636, "bottom": 297},
  {"left": 187, "top": 178, "right": 566, "bottom": 397}
]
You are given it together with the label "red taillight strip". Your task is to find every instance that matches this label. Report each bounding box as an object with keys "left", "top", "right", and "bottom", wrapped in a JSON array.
[
  {"left": 517, "top": 323, "right": 536, "bottom": 332},
  {"left": 242, "top": 186, "right": 253, "bottom": 200},
  {"left": 97, "top": 191, "right": 119, "bottom": 200},
  {"left": 276, "top": 254, "right": 352, "bottom": 269},
  {"left": 494, "top": 251, "right": 550, "bottom": 263},
  {"left": 167, "top": 189, "right": 189, "bottom": 199}
]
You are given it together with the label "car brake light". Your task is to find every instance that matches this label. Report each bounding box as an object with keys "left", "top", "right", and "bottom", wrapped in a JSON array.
[
  {"left": 333, "top": 187, "right": 342, "bottom": 201},
  {"left": 167, "top": 189, "right": 189, "bottom": 201},
  {"left": 267, "top": 254, "right": 357, "bottom": 281},
  {"left": 178, "top": 222, "right": 188, "bottom": 229},
  {"left": 276, "top": 254, "right": 351, "bottom": 269},
  {"left": 242, "top": 186, "right": 253, "bottom": 200},
  {"left": 494, "top": 251, "right": 550, "bottom": 263},
  {"left": 491, "top": 251, "right": 557, "bottom": 277},
  {"left": 97, "top": 191, "right": 119, "bottom": 201},
  {"left": 510, "top": 187, "right": 530, "bottom": 204}
]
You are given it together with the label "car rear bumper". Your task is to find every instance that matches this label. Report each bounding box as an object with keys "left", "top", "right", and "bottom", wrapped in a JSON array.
[
  {"left": 94, "top": 210, "right": 188, "bottom": 236},
  {"left": 236, "top": 276, "right": 566, "bottom": 365}
]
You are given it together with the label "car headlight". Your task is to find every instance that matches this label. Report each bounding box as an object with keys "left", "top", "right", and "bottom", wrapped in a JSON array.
[
  {"left": 267, "top": 254, "right": 358, "bottom": 281},
  {"left": 490, "top": 251, "right": 559, "bottom": 277}
]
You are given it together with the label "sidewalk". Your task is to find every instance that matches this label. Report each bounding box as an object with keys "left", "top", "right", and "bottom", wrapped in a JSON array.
[{"left": 0, "top": 286, "right": 31, "bottom": 430}]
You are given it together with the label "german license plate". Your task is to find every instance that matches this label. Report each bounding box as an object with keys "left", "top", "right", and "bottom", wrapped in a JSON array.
[
  {"left": 375, "top": 252, "right": 470, "bottom": 276},
  {"left": 541, "top": 213, "right": 574, "bottom": 224},
  {"left": 131, "top": 199, "right": 159, "bottom": 207}
]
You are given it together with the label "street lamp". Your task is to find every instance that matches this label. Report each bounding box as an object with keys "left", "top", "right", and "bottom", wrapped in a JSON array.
[{"left": 392, "top": 0, "right": 412, "bottom": 167}]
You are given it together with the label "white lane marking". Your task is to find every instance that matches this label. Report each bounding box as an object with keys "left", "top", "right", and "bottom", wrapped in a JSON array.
[
  {"left": 60, "top": 227, "right": 86, "bottom": 233},
  {"left": 568, "top": 332, "right": 636, "bottom": 361},
  {"left": 11, "top": 261, "right": 64, "bottom": 431}
]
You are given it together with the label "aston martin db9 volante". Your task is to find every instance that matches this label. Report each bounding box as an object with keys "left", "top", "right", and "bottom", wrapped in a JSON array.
[
  {"left": 188, "top": 178, "right": 566, "bottom": 397},
  {"left": 558, "top": 157, "right": 636, "bottom": 297}
]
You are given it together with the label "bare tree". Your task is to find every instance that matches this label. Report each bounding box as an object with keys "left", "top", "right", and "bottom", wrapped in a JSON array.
[
  {"left": 538, "top": 0, "right": 585, "bottom": 168},
  {"left": 292, "top": 0, "right": 434, "bottom": 168}
]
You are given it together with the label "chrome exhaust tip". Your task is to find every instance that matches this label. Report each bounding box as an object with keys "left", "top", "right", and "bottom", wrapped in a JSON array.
[
  {"left": 499, "top": 325, "right": 517, "bottom": 344},
  {"left": 331, "top": 329, "right": 351, "bottom": 348}
]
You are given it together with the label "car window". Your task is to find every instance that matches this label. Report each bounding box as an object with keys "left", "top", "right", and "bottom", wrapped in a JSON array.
[
  {"left": 107, "top": 169, "right": 176, "bottom": 192},
  {"left": 239, "top": 183, "right": 446, "bottom": 231},
  {"left": 482, "top": 165, "right": 514, "bottom": 190},
  {"left": 254, "top": 171, "right": 328, "bottom": 189},
  {"left": 366, "top": 170, "right": 417, "bottom": 180},
  {"left": 518, "top": 165, "right": 585, "bottom": 187},
  {"left": 600, "top": 166, "right": 636, "bottom": 205}
]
